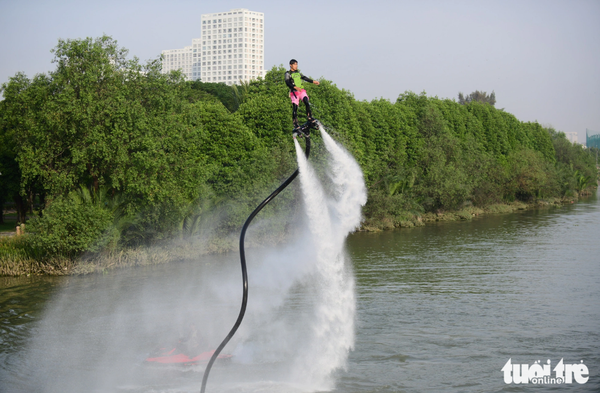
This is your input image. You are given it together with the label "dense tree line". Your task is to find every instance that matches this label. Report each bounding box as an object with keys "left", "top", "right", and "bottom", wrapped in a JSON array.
[{"left": 0, "top": 36, "right": 597, "bottom": 259}]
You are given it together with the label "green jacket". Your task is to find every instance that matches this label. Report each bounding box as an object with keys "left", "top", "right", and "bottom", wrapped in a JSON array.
[{"left": 284, "top": 70, "right": 314, "bottom": 92}]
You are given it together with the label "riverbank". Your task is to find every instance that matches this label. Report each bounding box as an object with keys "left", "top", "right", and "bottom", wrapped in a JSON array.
[
  {"left": 3, "top": 186, "right": 598, "bottom": 393},
  {"left": 0, "top": 194, "right": 589, "bottom": 277},
  {"left": 361, "top": 196, "right": 579, "bottom": 231}
]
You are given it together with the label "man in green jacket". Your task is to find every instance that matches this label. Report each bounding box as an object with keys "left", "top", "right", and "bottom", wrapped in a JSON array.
[{"left": 284, "top": 59, "right": 320, "bottom": 131}]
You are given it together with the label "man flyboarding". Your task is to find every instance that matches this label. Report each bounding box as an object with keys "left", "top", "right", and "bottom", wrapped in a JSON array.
[{"left": 284, "top": 59, "right": 320, "bottom": 137}]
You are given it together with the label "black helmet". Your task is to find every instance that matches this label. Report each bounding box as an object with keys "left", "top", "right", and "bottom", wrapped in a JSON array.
[{"left": 289, "top": 59, "right": 297, "bottom": 65}]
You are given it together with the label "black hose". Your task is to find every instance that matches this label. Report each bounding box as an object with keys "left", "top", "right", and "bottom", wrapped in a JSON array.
[{"left": 200, "top": 136, "right": 311, "bottom": 393}]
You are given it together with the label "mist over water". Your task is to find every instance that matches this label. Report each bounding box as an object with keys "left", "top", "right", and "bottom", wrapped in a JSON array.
[{"left": 4, "top": 129, "right": 366, "bottom": 393}]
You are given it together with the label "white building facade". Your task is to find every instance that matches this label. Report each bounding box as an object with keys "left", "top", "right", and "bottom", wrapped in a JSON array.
[
  {"left": 565, "top": 132, "right": 579, "bottom": 145},
  {"left": 162, "top": 8, "right": 265, "bottom": 85},
  {"left": 162, "top": 45, "right": 194, "bottom": 80}
]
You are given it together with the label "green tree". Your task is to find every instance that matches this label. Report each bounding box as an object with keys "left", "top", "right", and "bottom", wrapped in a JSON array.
[
  {"left": 504, "top": 149, "right": 549, "bottom": 200},
  {"left": 1, "top": 36, "right": 216, "bottom": 244},
  {"left": 458, "top": 90, "right": 496, "bottom": 106},
  {"left": 186, "top": 80, "right": 239, "bottom": 111},
  {"left": 2, "top": 38, "right": 598, "bottom": 257},
  {"left": 27, "top": 189, "right": 113, "bottom": 257},
  {"left": 0, "top": 72, "right": 49, "bottom": 223}
]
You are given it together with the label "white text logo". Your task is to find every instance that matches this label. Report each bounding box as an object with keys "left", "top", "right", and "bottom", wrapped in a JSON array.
[{"left": 502, "top": 358, "right": 589, "bottom": 384}]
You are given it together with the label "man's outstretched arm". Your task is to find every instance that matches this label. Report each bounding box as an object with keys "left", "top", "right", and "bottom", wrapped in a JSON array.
[{"left": 301, "top": 74, "right": 320, "bottom": 85}]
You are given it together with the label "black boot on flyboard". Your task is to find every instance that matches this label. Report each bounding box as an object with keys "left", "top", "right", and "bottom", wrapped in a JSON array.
[{"left": 292, "top": 117, "right": 321, "bottom": 139}]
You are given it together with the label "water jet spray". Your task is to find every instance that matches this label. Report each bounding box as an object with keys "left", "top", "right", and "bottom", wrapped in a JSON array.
[{"left": 200, "top": 119, "right": 319, "bottom": 393}]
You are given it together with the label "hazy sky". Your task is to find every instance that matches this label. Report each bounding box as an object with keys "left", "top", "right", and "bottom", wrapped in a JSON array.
[{"left": 1, "top": 0, "right": 598, "bottom": 142}]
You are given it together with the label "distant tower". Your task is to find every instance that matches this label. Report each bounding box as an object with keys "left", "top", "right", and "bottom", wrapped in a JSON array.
[
  {"left": 199, "top": 8, "right": 264, "bottom": 84},
  {"left": 161, "top": 8, "right": 265, "bottom": 85},
  {"left": 565, "top": 132, "right": 579, "bottom": 145}
]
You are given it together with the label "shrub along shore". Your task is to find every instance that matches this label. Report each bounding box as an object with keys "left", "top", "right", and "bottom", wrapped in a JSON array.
[
  {"left": 0, "top": 196, "right": 587, "bottom": 277},
  {"left": 1, "top": 36, "right": 598, "bottom": 276}
]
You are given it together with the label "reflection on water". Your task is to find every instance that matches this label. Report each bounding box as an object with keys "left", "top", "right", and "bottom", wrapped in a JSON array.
[
  {"left": 0, "top": 276, "right": 61, "bottom": 377},
  {"left": 1, "top": 195, "right": 599, "bottom": 392}
]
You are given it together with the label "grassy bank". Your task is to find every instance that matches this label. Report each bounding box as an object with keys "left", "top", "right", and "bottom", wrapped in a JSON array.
[
  {"left": 361, "top": 196, "right": 578, "bottom": 231},
  {"left": 0, "top": 235, "right": 225, "bottom": 276},
  {"left": 0, "top": 235, "right": 73, "bottom": 276},
  {"left": 0, "top": 194, "right": 587, "bottom": 277},
  {"left": 0, "top": 215, "right": 294, "bottom": 276}
]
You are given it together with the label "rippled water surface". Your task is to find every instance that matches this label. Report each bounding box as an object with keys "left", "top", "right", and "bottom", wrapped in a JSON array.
[
  {"left": 341, "top": 196, "right": 600, "bottom": 392},
  {"left": 1, "top": 195, "right": 599, "bottom": 392}
]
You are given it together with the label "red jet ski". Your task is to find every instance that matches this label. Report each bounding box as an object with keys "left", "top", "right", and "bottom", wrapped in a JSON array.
[{"left": 145, "top": 347, "right": 232, "bottom": 366}]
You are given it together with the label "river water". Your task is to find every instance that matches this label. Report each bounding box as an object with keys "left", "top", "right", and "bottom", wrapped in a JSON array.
[{"left": 1, "top": 195, "right": 599, "bottom": 393}]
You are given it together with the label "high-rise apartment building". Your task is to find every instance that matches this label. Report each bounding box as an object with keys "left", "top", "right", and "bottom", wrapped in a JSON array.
[
  {"left": 161, "top": 8, "right": 264, "bottom": 85},
  {"left": 162, "top": 45, "right": 194, "bottom": 80},
  {"left": 565, "top": 132, "right": 579, "bottom": 145}
]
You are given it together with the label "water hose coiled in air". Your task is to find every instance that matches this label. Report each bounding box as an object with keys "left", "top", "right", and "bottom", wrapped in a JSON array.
[{"left": 200, "top": 132, "right": 312, "bottom": 393}]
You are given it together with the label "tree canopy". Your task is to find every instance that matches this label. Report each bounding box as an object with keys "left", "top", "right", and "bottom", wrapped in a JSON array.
[
  {"left": 458, "top": 90, "right": 496, "bottom": 106},
  {"left": 0, "top": 35, "right": 596, "bottom": 258}
]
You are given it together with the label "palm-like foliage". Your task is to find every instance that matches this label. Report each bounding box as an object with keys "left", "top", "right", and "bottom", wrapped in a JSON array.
[{"left": 575, "top": 170, "right": 593, "bottom": 194}]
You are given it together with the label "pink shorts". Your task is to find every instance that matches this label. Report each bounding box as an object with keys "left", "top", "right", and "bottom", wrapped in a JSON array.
[{"left": 290, "top": 89, "right": 308, "bottom": 106}]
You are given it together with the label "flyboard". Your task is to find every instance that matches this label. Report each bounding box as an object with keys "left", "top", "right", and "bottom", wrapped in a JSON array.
[
  {"left": 199, "top": 118, "right": 321, "bottom": 393},
  {"left": 145, "top": 347, "right": 232, "bottom": 366}
]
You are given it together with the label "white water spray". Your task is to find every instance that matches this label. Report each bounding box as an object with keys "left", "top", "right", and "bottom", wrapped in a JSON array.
[
  {"left": 12, "top": 127, "right": 367, "bottom": 393},
  {"left": 290, "top": 127, "right": 367, "bottom": 389}
]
